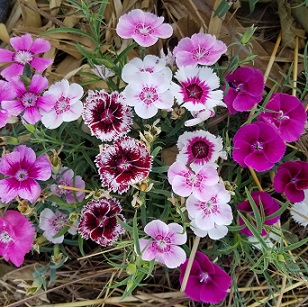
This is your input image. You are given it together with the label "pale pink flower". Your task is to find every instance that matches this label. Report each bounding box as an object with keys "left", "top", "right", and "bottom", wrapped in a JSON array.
[
  {"left": 40, "top": 79, "right": 84, "bottom": 129},
  {"left": 184, "top": 107, "right": 215, "bottom": 127},
  {"left": 190, "top": 220, "right": 229, "bottom": 240},
  {"left": 138, "top": 220, "right": 187, "bottom": 268},
  {"left": 116, "top": 9, "right": 173, "bottom": 47},
  {"left": 91, "top": 64, "right": 115, "bottom": 80},
  {"left": 0, "top": 145, "right": 52, "bottom": 203},
  {"left": 0, "top": 34, "right": 53, "bottom": 80},
  {"left": 0, "top": 80, "right": 17, "bottom": 128},
  {"left": 0, "top": 210, "right": 35, "bottom": 267}
]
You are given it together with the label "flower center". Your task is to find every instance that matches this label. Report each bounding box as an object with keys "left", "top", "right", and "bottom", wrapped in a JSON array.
[
  {"left": 152, "top": 234, "right": 171, "bottom": 252},
  {"left": 199, "top": 271, "right": 210, "bottom": 283},
  {"left": 251, "top": 141, "right": 264, "bottom": 152},
  {"left": 55, "top": 96, "right": 70, "bottom": 114},
  {"left": 186, "top": 83, "right": 203, "bottom": 100},
  {"left": 21, "top": 92, "right": 37, "bottom": 107},
  {"left": 139, "top": 87, "right": 158, "bottom": 105},
  {"left": 135, "top": 24, "right": 153, "bottom": 36},
  {"left": 0, "top": 228, "right": 14, "bottom": 247},
  {"left": 276, "top": 110, "right": 290, "bottom": 123},
  {"left": 191, "top": 140, "right": 212, "bottom": 161},
  {"left": 101, "top": 109, "right": 114, "bottom": 123},
  {"left": 15, "top": 169, "right": 29, "bottom": 181},
  {"left": 96, "top": 215, "right": 109, "bottom": 228},
  {"left": 51, "top": 216, "right": 66, "bottom": 232},
  {"left": 14, "top": 51, "right": 33, "bottom": 64},
  {"left": 117, "top": 157, "right": 132, "bottom": 172},
  {"left": 200, "top": 200, "right": 219, "bottom": 215},
  {"left": 193, "top": 47, "right": 209, "bottom": 60}
]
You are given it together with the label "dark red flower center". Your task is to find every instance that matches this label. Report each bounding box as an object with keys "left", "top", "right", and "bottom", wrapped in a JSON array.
[
  {"left": 186, "top": 84, "right": 203, "bottom": 100},
  {"left": 191, "top": 140, "right": 210, "bottom": 159},
  {"left": 101, "top": 109, "right": 114, "bottom": 123},
  {"left": 117, "top": 157, "right": 132, "bottom": 172},
  {"left": 96, "top": 215, "right": 109, "bottom": 228}
]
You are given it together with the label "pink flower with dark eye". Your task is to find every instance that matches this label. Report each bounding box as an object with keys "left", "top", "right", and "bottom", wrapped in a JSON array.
[
  {"left": 274, "top": 161, "right": 308, "bottom": 203},
  {"left": 237, "top": 191, "right": 281, "bottom": 236},
  {"left": 224, "top": 66, "right": 264, "bottom": 114},
  {"left": 78, "top": 198, "right": 125, "bottom": 246},
  {"left": 116, "top": 9, "right": 173, "bottom": 47},
  {"left": 95, "top": 136, "right": 152, "bottom": 194},
  {"left": 0, "top": 80, "right": 16, "bottom": 128},
  {"left": 173, "top": 33, "right": 227, "bottom": 67},
  {"left": 258, "top": 93, "right": 306, "bottom": 142},
  {"left": 82, "top": 90, "right": 132, "bottom": 141},
  {"left": 0, "top": 145, "right": 52, "bottom": 203},
  {"left": 179, "top": 251, "right": 232, "bottom": 304},
  {"left": 232, "top": 122, "right": 286, "bottom": 172},
  {"left": 0, "top": 34, "right": 53, "bottom": 80},
  {"left": 0, "top": 211, "right": 35, "bottom": 267}
]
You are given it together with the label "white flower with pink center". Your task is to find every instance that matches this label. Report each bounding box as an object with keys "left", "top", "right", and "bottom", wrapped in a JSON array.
[
  {"left": 170, "top": 66, "right": 225, "bottom": 112},
  {"left": 138, "top": 220, "right": 187, "bottom": 269},
  {"left": 190, "top": 220, "right": 229, "bottom": 240},
  {"left": 40, "top": 79, "right": 84, "bottom": 129}
]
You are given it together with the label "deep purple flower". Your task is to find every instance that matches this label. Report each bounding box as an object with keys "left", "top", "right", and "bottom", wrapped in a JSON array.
[
  {"left": 232, "top": 122, "right": 286, "bottom": 172},
  {"left": 237, "top": 191, "right": 280, "bottom": 236},
  {"left": 258, "top": 93, "right": 306, "bottom": 142},
  {"left": 78, "top": 198, "right": 125, "bottom": 246},
  {"left": 224, "top": 66, "right": 264, "bottom": 114},
  {"left": 95, "top": 136, "right": 152, "bottom": 194},
  {"left": 274, "top": 161, "right": 308, "bottom": 203},
  {"left": 179, "top": 251, "right": 232, "bottom": 304},
  {"left": 83, "top": 90, "right": 133, "bottom": 141}
]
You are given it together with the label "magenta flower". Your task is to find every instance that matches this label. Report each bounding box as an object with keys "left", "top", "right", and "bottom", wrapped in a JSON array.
[
  {"left": 237, "top": 191, "right": 280, "bottom": 236},
  {"left": 139, "top": 220, "right": 187, "bottom": 269},
  {"left": 95, "top": 136, "right": 152, "bottom": 194},
  {"left": 232, "top": 122, "right": 286, "bottom": 172},
  {"left": 78, "top": 198, "right": 125, "bottom": 246},
  {"left": 0, "top": 210, "right": 35, "bottom": 267},
  {"left": 0, "top": 80, "right": 16, "bottom": 128},
  {"left": 116, "top": 9, "right": 173, "bottom": 47},
  {"left": 0, "top": 145, "right": 52, "bottom": 203},
  {"left": 179, "top": 251, "right": 232, "bottom": 304},
  {"left": 0, "top": 34, "right": 53, "bottom": 80},
  {"left": 224, "top": 66, "right": 264, "bottom": 114},
  {"left": 258, "top": 93, "right": 306, "bottom": 142},
  {"left": 274, "top": 161, "right": 308, "bottom": 203},
  {"left": 83, "top": 90, "right": 132, "bottom": 141},
  {"left": 50, "top": 167, "right": 85, "bottom": 203},
  {"left": 173, "top": 33, "right": 227, "bottom": 67},
  {"left": 2, "top": 75, "right": 55, "bottom": 124}
]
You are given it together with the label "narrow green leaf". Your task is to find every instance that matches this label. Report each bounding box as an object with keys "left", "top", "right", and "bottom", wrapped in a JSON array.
[
  {"left": 284, "top": 237, "right": 308, "bottom": 252},
  {"left": 245, "top": 188, "right": 263, "bottom": 234}
]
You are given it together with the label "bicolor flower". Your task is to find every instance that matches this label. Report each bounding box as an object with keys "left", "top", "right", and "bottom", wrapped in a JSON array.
[
  {"left": 0, "top": 80, "right": 17, "bottom": 128},
  {"left": 138, "top": 220, "right": 187, "bottom": 269},
  {"left": 291, "top": 190, "right": 308, "bottom": 226}
]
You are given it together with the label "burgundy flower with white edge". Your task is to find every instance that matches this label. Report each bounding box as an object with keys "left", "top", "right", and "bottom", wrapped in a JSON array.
[
  {"left": 83, "top": 90, "right": 132, "bottom": 141},
  {"left": 95, "top": 136, "right": 152, "bottom": 194},
  {"left": 78, "top": 197, "right": 125, "bottom": 246}
]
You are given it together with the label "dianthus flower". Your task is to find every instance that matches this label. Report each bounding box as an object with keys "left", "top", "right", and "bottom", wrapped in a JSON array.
[
  {"left": 291, "top": 190, "right": 308, "bottom": 226},
  {"left": 0, "top": 80, "right": 16, "bottom": 128},
  {"left": 173, "top": 33, "right": 227, "bottom": 67},
  {"left": 258, "top": 93, "right": 306, "bottom": 142},
  {"left": 184, "top": 107, "right": 215, "bottom": 127},
  {"left": 237, "top": 191, "right": 280, "bottom": 236},
  {"left": 179, "top": 251, "right": 232, "bottom": 304},
  {"left": 224, "top": 66, "right": 264, "bottom": 114},
  {"left": 0, "top": 33, "right": 53, "bottom": 80},
  {"left": 2, "top": 75, "right": 56, "bottom": 124},
  {"left": 95, "top": 136, "right": 152, "bottom": 194},
  {"left": 0, "top": 210, "right": 35, "bottom": 267},
  {"left": 78, "top": 198, "right": 125, "bottom": 246},
  {"left": 116, "top": 9, "right": 173, "bottom": 47},
  {"left": 273, "top": 161, "right": 308, "bottom": 203},
  {"left": 232, "top": 122, "right": 286, "bottom": 172},
  {"left": 83, "top": 90, "right": 132, "bottom": 141},
  {"left": 40, "top": 79, "right": 84, "bottom": 129},
  {"left": 0, "top": 145, "right": 52, "bottom": 203},
  {"left": 138, "top": 220, "right": 187, "bottom": 269}
]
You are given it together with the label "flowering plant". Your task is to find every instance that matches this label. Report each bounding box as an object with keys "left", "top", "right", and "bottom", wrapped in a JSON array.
[{"left": 0, "top": 3, "right": 307, "bottom": 306}]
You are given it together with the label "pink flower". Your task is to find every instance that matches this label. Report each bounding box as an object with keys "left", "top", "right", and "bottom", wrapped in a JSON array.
[
  {"left": 0, "top": 210, "right": 35, "bottom": 267},
  {"left": 179, "top": 251, "right": 232, "bottom": 304},
  {"left": 224, "top": 66, "right": 264, "bottom": 114},
  {"left": 139, "top": 220, "right": 187, "bottom": 268},
  {"left": 171, "top": 66, "right": 225, "bottom": 112},
  {"left": 168, "top": 161, "right": 219, "bottom": 200},
  {"left": 232, "top": 122, "right": 286, "bottom": 172},
  {"left": 0, "top": 34, "right": 53, "bottom": 80},
  {"left": 40, "top": 79, "right": 84, "bottom": 129},
  {"left": 173, "top": 33, "right": 227, "bottom": 67},
  {"left": 95, "top": 136, "right": 152, "bottom": 194},
  {"left": 82, "top": 90, "right": 132, "bottom": 141},
  {"left": 116, "top": 9, "right": 173, "bottom": 47},
  {"left": 258, "top": 93, "right": 306, "bottom": 142},
  {"left": 0, "top": 145, "right": 52, "bottom": 203},
  {"left": 50, "top": 167, "right": 85, "bottom": 203},
  {"left": 2, "top": 75, "right": 55, "bottom": 124},
  {"left": 0, "top": 80, "right": 17, "bottom": 128},
  {"left": 237, "top": 191, "right": 280, "bottom": 236},
  {"left": 78, "top": 198, "right": 125, "bottom": 246},
  {"left": 274, "top": 161, "right": 308, "bottom": 203}
]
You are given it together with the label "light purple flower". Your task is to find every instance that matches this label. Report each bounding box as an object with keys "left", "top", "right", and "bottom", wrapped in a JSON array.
[
  {"left": 173, "top": 33, "right": 227, "bottom": 67},
  {"left": 258, "top": 93, "right": 306, "bottom": 142},
  {"left": 179, "top": 251, "right": 232, "bottom": 304},
  {"left": 0, "top": 34, "right": 53, "bottom": 80},
  {"left": 0, "top": 210, "right": 35, "bottom": 267},
  {"left": 0, "top": 80, "right": 16, "bottom": 128},
  {"left": 0, "top": 145, "right": 52, "bottom": 203},
  {"left": 138, "top": 220, "right": 187, "bottom": 268},
  {"left": 232, "top": 122, "right": 286, "bottom": 172},
  {"left": 116, "top": 9, "right": 173, "bottom": 47}
]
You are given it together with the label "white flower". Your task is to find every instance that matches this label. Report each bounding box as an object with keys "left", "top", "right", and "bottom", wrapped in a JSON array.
[{"left": 291, "top": 190, "right": 308, "bottom": 226}]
